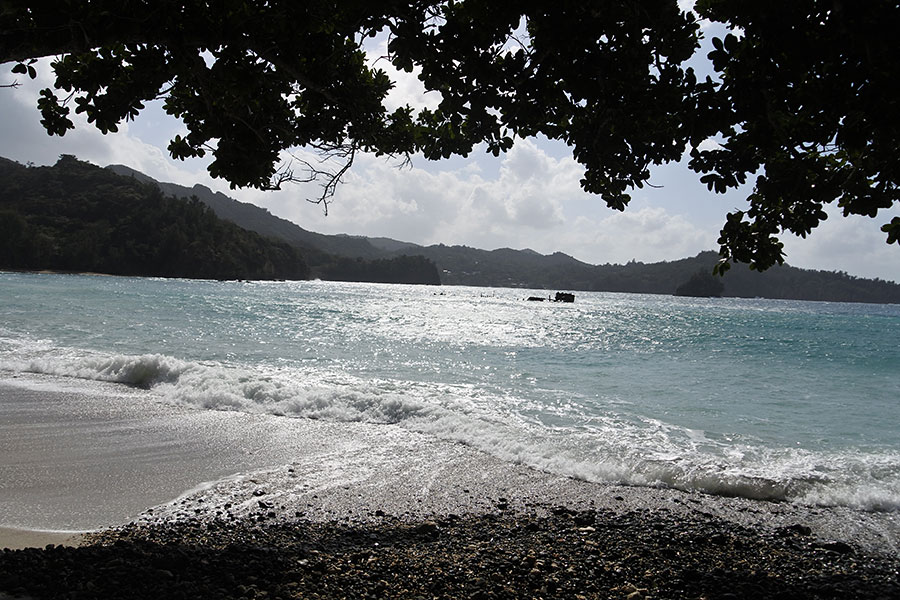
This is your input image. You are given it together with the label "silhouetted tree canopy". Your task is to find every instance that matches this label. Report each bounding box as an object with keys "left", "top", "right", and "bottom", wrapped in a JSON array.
[{"left": 3, "top": 0, "right": 898, "bottom": 271}]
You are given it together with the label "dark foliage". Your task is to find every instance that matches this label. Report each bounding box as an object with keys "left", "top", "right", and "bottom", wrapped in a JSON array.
[
  {"left": 0, "top": 156, "right": 309, "bottom": 280},
  {"left": 106, "top": 164, "right": 441, "bottom": 285},
  {"left": 694, "top": 0, "right": 900, "bottom": 272},
  {"left": 675, "top": 270, "right": 725, "bottom": 297},
  {"left": 317, "top": 254, "right": 440, "bottom": 285},
  {"left": 5, "top": 1, "right": 897, "bottom": 270}
]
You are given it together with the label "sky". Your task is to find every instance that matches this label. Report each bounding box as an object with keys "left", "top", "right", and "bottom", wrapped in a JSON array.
[{"left": 1, "top": 21, "right": 898, "bottom": 283}]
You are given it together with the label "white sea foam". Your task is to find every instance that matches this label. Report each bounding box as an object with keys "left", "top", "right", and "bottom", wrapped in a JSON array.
[
  {"left": 4, "top": 275, "right": 898, "bottom": 512},
  {"left": 7, "top": 352, "right": 192, "bottom": 388},
  {"left": 5, "top": 349, "right": 898, "bottom": 512}
]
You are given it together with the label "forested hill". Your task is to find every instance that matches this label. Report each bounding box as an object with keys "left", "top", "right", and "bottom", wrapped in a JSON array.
[
  {"left": 106, "top": 164, "right": 388, "bottom": 260},
  {"left": 106, "top": 164, "right": 440, "bottom": 284},
  {"left": 594, "top": 252, "right": 900, "bottom": 303},
  {"left": 104, "top": 162, "right": 900, "bottom": 303},
  {"left": 0, "top": 156, "right": 309, "bottom": 280},
  {"left": 407, "top": 245, "right": 900, "bottom": 304}
]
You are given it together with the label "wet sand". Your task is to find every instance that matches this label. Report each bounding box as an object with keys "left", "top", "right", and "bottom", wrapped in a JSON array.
[
  {"left": 0, "top": 377, "right": 338, "bottom": 533},
  {"left": 0, "top": 527, "right": 81, "bottom": 551},
  {"left": 0, "top": 376, "right": 436, "bottom": 539},
  {"left": 3, "top": 376, "right": 899, "bottom": 553},
  {"left": 1, "top": 375, "right": 899, "bottom": 599},
  {"left": 2, "top": 379, "right": 900, "bottom": 598}
]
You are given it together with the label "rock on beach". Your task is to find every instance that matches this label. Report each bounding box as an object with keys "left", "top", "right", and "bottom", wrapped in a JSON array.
[{"left": 1, "top": 503, "right": 899, "bottom": 599}]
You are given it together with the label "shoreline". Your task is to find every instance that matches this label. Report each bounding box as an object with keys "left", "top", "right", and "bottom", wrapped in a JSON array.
[
  {"left": 127, "top": 453, "right": 900, "bottom": 557},
  {"left": 4, "top": 455, "right": 900, "bottom": 597},
  {"left": 2, "top": 375, "right": 899, "bottom": 597},
  {"left": 1, "top": 392, "right": 899, "bottom": 597},
  {"left": 2, "top": 376, "right": 899, "bottom": 556},
  {"left": 0, "top": 527, "right": 84, "bottom": 551}
]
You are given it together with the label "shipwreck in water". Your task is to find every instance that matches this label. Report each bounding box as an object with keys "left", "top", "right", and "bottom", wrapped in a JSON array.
[{"left": 527, "top": 292, "right": 575, "bottom": 303}]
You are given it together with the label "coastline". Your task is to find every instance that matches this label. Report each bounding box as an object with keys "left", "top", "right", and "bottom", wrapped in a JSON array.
[
  {"left": 3, "top": 464, "right": 900, "bottom": 599},
  {"left": 1, "top": 378, "right": 899, "bottom": 596},
  {"left": 4, "top": 376, "right": 897, "bottom": 553},
  {"left": 2, "top": 269, "right": 117, "bottom": 277}
]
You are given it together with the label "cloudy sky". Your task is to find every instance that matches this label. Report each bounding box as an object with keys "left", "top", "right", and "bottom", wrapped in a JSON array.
[{"left": 2, "top": 25, "right": 898, "bottom": 282}]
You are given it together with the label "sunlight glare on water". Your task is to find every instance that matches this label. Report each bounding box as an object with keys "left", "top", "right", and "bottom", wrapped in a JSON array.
[{"left": 1, "top": 273, "right": 898, "bottom": 509}]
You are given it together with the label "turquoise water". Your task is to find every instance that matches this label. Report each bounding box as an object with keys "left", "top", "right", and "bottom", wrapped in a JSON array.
[{"left": 1, "top": 272, "right": 898, "bottom": 509}]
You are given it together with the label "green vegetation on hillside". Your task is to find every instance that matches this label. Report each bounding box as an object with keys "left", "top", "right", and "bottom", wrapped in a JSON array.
[
  {"left": 675, "top": 270, "right": 726, "bottom": 298},
  {"left": 102, "top": 162, "right": 900, "bottom": 303},
  {"left": 0, "top": 156, "right": 309, "bottom": 280},
  {"left": 107, "top": 164, "right": 441, "bottom": 285},
  {"left": 106, "top": 165, "right": 389, "bottom": 261},
  {"left": 317, "top": 255, "right": 440, "bottom": 285},
  {"left": 409, "top": 246, "right": 900, "bottom": 304},
  {"left": 6, "top": 156, "right": 890, "bottom": 301}
]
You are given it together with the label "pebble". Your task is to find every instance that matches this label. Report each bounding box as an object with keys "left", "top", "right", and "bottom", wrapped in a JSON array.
[{"left": 1, "top": 504, "right": 898, "bottom": 599}]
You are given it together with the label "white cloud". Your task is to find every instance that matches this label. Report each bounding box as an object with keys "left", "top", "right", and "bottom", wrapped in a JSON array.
[
  {"left": 362, "top": 36, "right": 441, "bottom": 114},
  {"left": 232, "top": 138, "right": 717, "bottom": 267},
  {"left": 563, "top": 207, "right": 715, "bottom": 265},
  {"left": 695, "top": 138, "right": 723, "bottom": 152},
  {"left": 782, "top": 206, "right": 900, "bottom": 282},
  {"left": 0, "top": 60, "right": 212, "bottom": 187}
]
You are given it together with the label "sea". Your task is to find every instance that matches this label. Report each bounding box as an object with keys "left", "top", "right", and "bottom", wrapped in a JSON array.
[{"left": 1, "top": 271, "right": 898, "bottom": 515}]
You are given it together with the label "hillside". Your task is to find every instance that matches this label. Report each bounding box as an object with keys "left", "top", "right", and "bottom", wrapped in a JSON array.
[
  {"left": 385, "top": 244, "right": 900, "bottom": 303},
  {"left": 107, "top": 165, "right": 439, "bottom": 285},
  {"left": 1, "top": 156, "right": 309, "bottom": 281},
  {"left": 591, "top": 252, "right": 900, "bottom": 303},
  {"left": 102, "top": 162, "right": 900, "bottom": 303},
  {"left": 107, "top": 165, "right": 388, "bottom": 260}
]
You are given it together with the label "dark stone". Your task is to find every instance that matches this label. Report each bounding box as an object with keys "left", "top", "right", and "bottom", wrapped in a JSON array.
[
  {"left": 815, "top": 541, "right": 854, "bottom": 555},
  {"left": 777, "top": 524, "right": 812, "bottom": 537},
  {"left": 0, "top": 506, "right": 896, "bottom": 600},
  {"left": 573, "top": 512, "right": 596, "bottom": 527},
  {"left": 416, "top": 521, "right": 439, "bottom": 538}
]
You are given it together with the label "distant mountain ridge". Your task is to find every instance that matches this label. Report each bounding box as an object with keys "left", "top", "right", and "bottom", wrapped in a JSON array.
[{"left": 105, "top": 164, "right": 900, "bottom": 304}]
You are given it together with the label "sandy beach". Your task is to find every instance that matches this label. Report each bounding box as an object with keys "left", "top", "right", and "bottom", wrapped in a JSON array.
[
  {"left": 0, "top": 377, "right": 360, "bottom": 533},
  {"left": 2, "top": 378, "right": 899, "bottom": 597},
  {"left": 0, "top": 527, "right": 81, "bottom": 551}
]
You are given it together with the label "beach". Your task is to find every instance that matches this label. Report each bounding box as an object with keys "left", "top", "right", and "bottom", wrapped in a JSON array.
[
  {"left": 2, "top": 275, "right": 899, "bottom": 597},
  {"left": 2, "top": 380, "right": 899, "bottom": 598},
  {"left": 0, "top": 527, "right": 81, "bottom": 552},
  {"left": 5, "top": 507, "right": 900, "bottom": 600}
]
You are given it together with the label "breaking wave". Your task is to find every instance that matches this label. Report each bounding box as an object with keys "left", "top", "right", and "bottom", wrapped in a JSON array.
[{"left": 5, "top": 350, "right": 898, "bottom": 512}]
